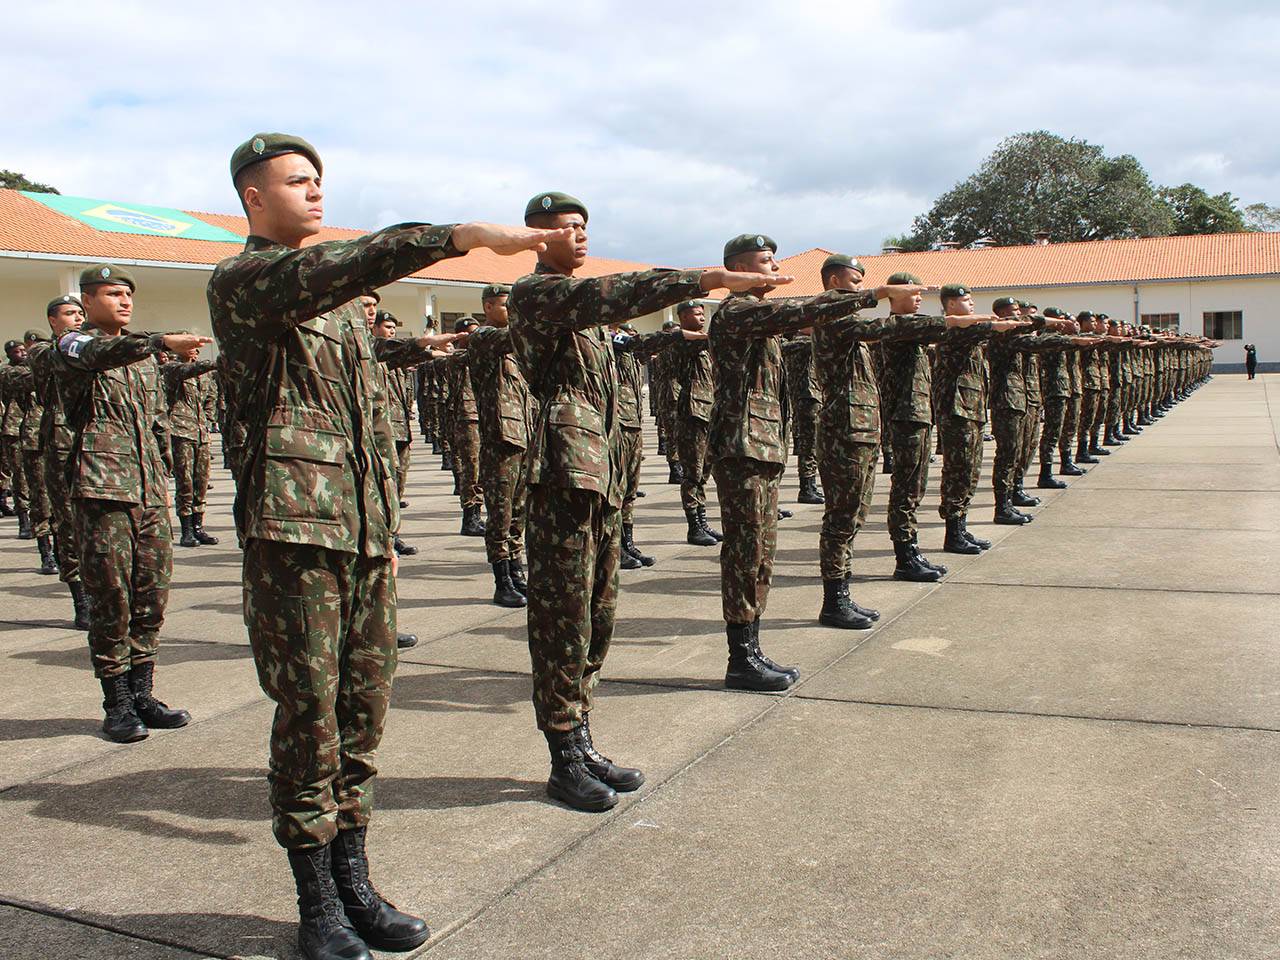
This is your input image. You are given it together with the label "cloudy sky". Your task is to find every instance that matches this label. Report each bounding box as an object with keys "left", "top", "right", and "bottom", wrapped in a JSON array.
[{"left": 5, "top": 1, "right": 1277, "bottom": 266}]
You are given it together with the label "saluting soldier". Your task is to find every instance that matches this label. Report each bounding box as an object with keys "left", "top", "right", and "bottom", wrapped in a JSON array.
[
  {"left": 508, "top": 194, "right": 780, "bottom": 813},
  {"left": 54, "top": 266, "right": 208, "bottom": 743},
  {"left": 1, "top": 340, "right": 34, "bottom": 539},
  {"left": 208, "top": 133, "right": 562, "bottom": 960},
  {"left": 446, "top": 317, "right": 485, "bottom": 536},
  {"left": 782, "top": 328, "right": 823, "bottom": 505},
  {"left": 162, "top": 341, "right": 220, "bottom": 547},
  {"left": 672, "top": 301, "right": 722, "bottom": 546}
]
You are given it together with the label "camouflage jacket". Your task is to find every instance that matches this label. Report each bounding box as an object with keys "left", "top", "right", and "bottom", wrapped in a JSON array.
[
  {"left": 53, "top": 329, "right": 170, "bottom": 505},
  {"left": 207, "top": 224, "right": 463, "bottom": 557},
  {"left": 163, "top": 361, "right": 219, "bottom": 443},
  {"left": 880, "top": 315, "right": 949, "bottom": 427},
  {"left": 674, "top": 335, "right": 714, "bottom": 423},
  {"left": 25, "top": 341, "right": 76, "bottom": 453},
  {"left": 932, "top": 325, "right": 1001, "bottom": 423},
  {"left": 446, "top": 351, "right": 478, "bottom": 425},
  {"left": 782, "top": 335, "right": 821, "bottom": 407},
  {"left": 613, "top": 330, "right": 679, "bottom": 431},
  {"left": 0, "top": 360, "right": 43, "bottom": 450},
  {"left": 1082, "top": 348, "right": 1105, "bottom": 391},
  {"left": 708, "top": 289, "right": 877, "bottom": 464},
  {"left": 468, "top": 325, "right": 535, "bottom": 451},
  {"left": 509, "top": 263, "right": 704, "bottom": 504},
  {"left": 1039, "top": 348, "right": 1072, "bottom": 400},
  {"left": 813, "top": 313, "right": 948, "bottom": 445},
  {"left": 988, "top": 329, "right": 1077, "bottom": 412}
]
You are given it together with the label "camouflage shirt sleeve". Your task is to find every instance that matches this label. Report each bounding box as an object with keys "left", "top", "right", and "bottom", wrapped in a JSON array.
[
  {"left": 373, "top": 336, "right": 433, "bottom": 371},
  {"left": 56, "top": 331, "right": 166, "bottom": 372},
  {"left": 826, "top": 312, "right": 948, "bottom": 344},
  {"left": 511, "top": 268, "right": 705, "bottom": 334},
  {"left": 715, "top": 289, "right": 877, "bottom": 339},
  {"left": 161, "top": 359, "right": 219, "bottom": 386},
  {"left": 466, "top": 325, "right": 514, "bottom": 358},
  {"left": 614, "top": 329, "right": 681, "bottom": 360}
]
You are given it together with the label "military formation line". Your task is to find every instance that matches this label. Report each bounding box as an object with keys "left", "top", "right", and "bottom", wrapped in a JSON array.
[{"left": 0, "top": 131, "right": 1218, "bottom": 960}]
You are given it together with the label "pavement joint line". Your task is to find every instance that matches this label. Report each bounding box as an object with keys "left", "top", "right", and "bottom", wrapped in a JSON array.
[
  {"left": 787, "top": 692, "right": 1280, "bottom": 736},
  {"left": 0, "top": 897, "right": 220, "bottom": 959},
  {"left": 945, "top": 579, "right": 1279, "bottom": 597}
]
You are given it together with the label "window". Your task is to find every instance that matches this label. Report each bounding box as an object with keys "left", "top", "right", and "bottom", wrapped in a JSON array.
[
  {"left": 1141, "top": 313, "right": 1180, "bottom": 332},
  {"left": 1203, "top": 310, "right": 1242, "bottom": 340}
]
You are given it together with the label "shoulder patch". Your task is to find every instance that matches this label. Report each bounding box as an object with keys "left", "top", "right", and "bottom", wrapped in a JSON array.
[{"left": 59, "top": 332, "right": 93, "bottom": 358}]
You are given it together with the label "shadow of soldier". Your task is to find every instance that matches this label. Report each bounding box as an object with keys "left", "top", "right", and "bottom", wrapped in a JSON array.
[{"left": 11, "top": 636, "right": 252, "bottom": 671}]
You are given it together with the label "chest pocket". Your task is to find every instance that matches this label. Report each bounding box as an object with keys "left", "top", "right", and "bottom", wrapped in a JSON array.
[
  {"left": 261, "top": 407, "right": 353, "bottom": 525},
  {"left": 541, "top": 399, "right": 606, "bottom": 484}
]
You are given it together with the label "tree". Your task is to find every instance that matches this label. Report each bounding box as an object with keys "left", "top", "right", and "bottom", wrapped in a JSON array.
[
  {"left": 0, "top": 170, "right": 59, "bottom": 194},
  {"left": 1243, "top": 202, "right": 1280, "bottom": 232},
  {"left": 897, "top": 131, "right": 1172, "bottom": 248},
  {"left": 1157, "top": 183, "right": 1246, "bottom": 235}
]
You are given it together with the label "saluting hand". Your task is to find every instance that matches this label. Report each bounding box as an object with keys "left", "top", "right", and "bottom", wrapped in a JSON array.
[
  {"left": 700, "top": 269, "right": 795, "bottom": 293},
  {"left": 162, "top": 334, "right": 213, "bottom": 353},
  {"left": 452, "top": 222, "right": 576, "bottom": 255},
  {"left": 679, "top": 329, "right": 710, "bottom": 340},
  {"left": 872, "top": 284, "right": 939, "bottom": 300},
  {"left": 417, "top": 331, "right": 462, "bottom": 350}
]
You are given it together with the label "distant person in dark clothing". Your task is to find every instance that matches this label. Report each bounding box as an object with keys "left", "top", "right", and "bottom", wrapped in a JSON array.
[{"left": 1245, "top": 343, "right": 1258, "bottom": 379}]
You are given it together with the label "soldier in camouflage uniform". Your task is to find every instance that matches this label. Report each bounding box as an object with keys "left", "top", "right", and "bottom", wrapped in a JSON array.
[
  {"left": 1033, "top": 308, "right": 1075, "bottom": 490},
  {"left": 208, "top": 134, "right": 560, "bottom": 960},
  {"left": 468, "top": 284, "right": 533, "bottom": 608},
  {"left": 162, "top": 344, "right": 220, "bottom": 548},
  {"left": 0, "top": 343, "right": 13, "bottom": 520},
  {"left": 5, "top": 332, "right": 58, "bottom": 572},
  {"left": 432, "top": 350, "right": 454, "bottom": 472},
  {"left": 709, "top": 235, "right": 929, "bottom": 690},
  {"left": 509, "top": 193, "right": 774, "bottom": 813},
  {"left": 673, "top": 301, "right": 721, "bottom": 546},
  {"left": 1057, "top": 325, "right": 1087, "bottom": 478},
  {"left": 653, "top": 324, "right": 683, "bottom": 483},
  {"left": 54, "top": 265, "right": 203, "bottom": 746},
  {"left": 27, "top": 296, "right": 92, "bottom": 627},
  {"left": 782, "top": 329, "right": 823, "bottom": 504},
  {"left": 1, "top": 340, "right": 33, "bottom": 538},
  {"left": 366, "top": 306, "right": 423, "bottom": 557},
  {"left": 446, "top": 317, "right": 485, "bottom": 537}
]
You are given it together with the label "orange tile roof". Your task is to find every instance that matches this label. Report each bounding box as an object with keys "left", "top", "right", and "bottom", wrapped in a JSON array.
[{"left": 0, "top": 189, "right": 654, "bottom": 283}]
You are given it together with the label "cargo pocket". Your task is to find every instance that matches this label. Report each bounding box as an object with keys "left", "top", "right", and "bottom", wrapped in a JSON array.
[
  {"left": 544, "top": 400, "right": 606, "bottom": 482},
  {"left": 79, "top": 428, "right": 134, "bottom": 495},
  {"left": 261, "top": 411, "right": 352, "bottom": 525},
  {"left": 746, "top": 392, "right": 782, "bottom": 448}
]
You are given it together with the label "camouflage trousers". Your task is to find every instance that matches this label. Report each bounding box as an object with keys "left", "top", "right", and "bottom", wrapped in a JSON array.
[
  {"left": 676, "top": 416, "right": 712, "bottom": 511},
  {"left": 436, "top": 399, "right": 452, "bottom": 455},
  {"left": 990, "top": 407, "right": 1025, "bottom": 501},
  {"left": 1078, "top": 390, "right": 1100, "bottom": 449},
  {"left": 482, "top": 440, "right": 529, "bottom": 565},
  {"left": 242, "top": 539, "right": 397, "bottom": 851},
  {"left": 938, "top": 415, "right": 983, "bottom": 520},
  {"left": 1060, "top": 396, "right": 1081, "bottom": 459},
  {"left": 1017, "top": 401, "right": 1041, "bottom": 483},
  {"left": 886, "top": 421, "right": 932, "bottom": 544},
  {"left": 1093, "top": 390, "right": 1110, "bottom": 429},
  {"left": 713, "top": 457, "right": 783, "bottom": 624},
  {"left": 452, "top": 421, "right": 483, "bottom": 509},
  {"left": 23, "top": 448, "right": 52, "bottom": 537},
  {"left": 791, "top": 399, "right": 819, "bottom": 481},
  {"left": 419, "top": 391, "right": 437, "bottom": 440},
  {"left": 2, "top": 435, "right": 28, "bottom": 510},
  {"left": 1106, "top": 385, "right": 1124, "bottom": 427},
  {"left": 658, "top": 393, "right": 680, "bottom": 465},
  {"left": 75, "top": 499, "right": 171, "bottom": 679},
  {"left": 619, "top": 428, "right": 643, "bottom": 525},
  {"left": 44, "top": 445, "right": 80, "bottom": 583},
  {"left": 1039, "top": 397, "right": 1067, "bottom": 466},
  {"left": 395, "top": 440, "right": 411, "bottom": 496},
  {"left": 816, "top": 439, "right": 877, "bottom": 581},
  {"left": 524, "top": 485, "right": 620, "bottom": 733},
  {"left": 171, "top": 437, "right": 211, "bottom": 517}
]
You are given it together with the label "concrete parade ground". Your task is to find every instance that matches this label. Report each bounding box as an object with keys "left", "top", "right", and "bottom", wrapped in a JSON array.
[{"left": 1, "top": 373, "right": 1278, "bottom": 960}]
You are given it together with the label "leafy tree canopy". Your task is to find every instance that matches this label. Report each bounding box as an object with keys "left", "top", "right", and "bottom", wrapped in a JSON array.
[{"left": 0, "top": 170, "right": 59, "bottom": 194}]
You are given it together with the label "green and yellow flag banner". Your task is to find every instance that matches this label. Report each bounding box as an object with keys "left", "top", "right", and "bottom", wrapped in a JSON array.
[{"left": 23, "top": 192, "right": 244, "bottom": 243}]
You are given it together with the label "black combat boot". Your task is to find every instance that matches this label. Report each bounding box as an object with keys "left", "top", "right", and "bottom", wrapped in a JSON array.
[
  {"left": 797, "top": 475, "right": 824, "bottom": 505},
  {"left": 943, "top": 518, "right": 982, "bottom": 554},
  {"left": 1076, "top": 440, "right": 1099, "bottom": 465},
  {"left": 994, "top": 494, "right": 1033, "bottom": 525},
  {"left": 725, "top": 623, "right": 794, "bottom": 691},
  {"left": 396, "top": 632, "right": 418, "bottom": 649},
  {"left": 777, "top": 508, "right": 793, "bottom": 520},
  {"left": 398, "top": 498, "right": 408, "bottom": 509},
  {"left": 1057, "top": 451, "right": 1085, "bottom": 476},
  {"left": 178, "top": 515, "right": 198, "bottom": 548},
  {"left": 1037, "top": 463, "right": 1067, "bottom": 489},
  {"left": 619, "top": 544, "right": 641, "bottom": 570},
  {"left": 287, "top": 844, "right": 373, "bottom": 960},
  {"left": 1012, "top": 482, "right": 1041, "bottom": 507},
  {"left": 459, "top": 505, "right": 485, "bottom": 537},
  {"left": 667, "top": 461, "right": 684, "bottom": 484},
  {"left": 696, "top": 506, "right": 723, "bottom": 542},
  {"left": 69, "top": 579, "right": 91, "bottom": 630},
  {"left": 1088, "top": 426, "right": 1110, "bottom": 456},
  {"left": 913, "top": 539, "right": 948, "bottom": 575},
  {"left": 330, "top": 826, "right": 430, "bottom": 953},
  {"left": 192, "top": 513, "right": 219, "bottom": 545},
  {"left": 491, "top": 561, "right": 527, "bottom": 608},
  {"left": 819, "top": 579, "right": 873, "bottom": 630},
  {"left": 893, "top": 541, "right": 943, "bottom": 583},
  {"left": 577, "top": 713, "right": 644, "bottom": 792},
  {"left": 17, "top": 506, "right": 32, "bottom": 540},
  {"left": 100, "top": 673, "right": 148, "bottom": 743},
  {"left": 881, "top": 450, "right": 893, "bottom": 474},
  {"left": 0, "top": 490, "right": 12, "bottom": 517},
  {"left": 440, "top": 451, "right": 453, "bottom": 472},
  {"left": 750, "top": 618, "right": 800, "bottom": 680},
  {"left": 961, "top": 518, "right": 992, "bottom": 550},
  {"left": 840, "top": 578, "right": 881, "bottom": 621},
  {"left": 37, "top": 535, "right": 59, "bottom": 575},
  {"left": 685, "top": 509, "right": 717, "bottom": 547},
  {"left": 656, "top": 437, "right": 667, "bottom": 456},
  {"left": 393, "top": 536, "right": 418, "bottom": 556},
  {"left": 508, "top": 557, "right": 528, "bottom": 595},
  {"left": 545, "top": 729, "right": 618, "bottom": 812},
  {"left": 621, "top": 523, "right": 655, "bottom": 567},
  {"left": 128, "top": 661, "right": 191, "bottom": 729},
  {"left": 430, "top": 438, "right": 440, "bottom": 455}
]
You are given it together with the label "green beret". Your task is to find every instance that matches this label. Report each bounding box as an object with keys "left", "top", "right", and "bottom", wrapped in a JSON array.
[
  {"left": 230, "top": 133, "right": 322, "bottom": 183},
  {"left": 362, "top": 291, "right": 381, "bottom": 304},
  {"left": 4, "top": 340, "right": 19, "bottom": 353},
  {"left": 821, "top": 253, "right": 865, "bottom": 276},
  {"left": 1097, "top": 312, "right": 1110, "bottom": 321},
  {"left": 723, "top": 234, "right": 777, "bottom": 262},
  {"left": 676, "top": 300, "right": 702, "bottom": 314},
  {"left": 46, "top": 294, "right": 82, "bottom": 316},
  {"left": 79, "top": 264, "right": 135, "bottom": 292},
  {"left": 22, "top": 329, "right": 45, "bottom": 344},
  {"left": 1076, "top": 310, "right": 1095, "bottom": 322},
  {"left": 524, "top": 192, "right": 588, "bottom": 223},
  {"left": 662, "top": 319, "right": 679, "bottom": 330},
  {"left": 1019, "top": 300, "right": 1036, "bottom": 309},
  {"left": 886, "top": 272, "right": 922, "bottom": 285},
  {"left": 374, "top": 309, "right": 397, "bottom": 325},
  {"left": 991, "top": 297, "right": 1016, "bottom": 311},
  {"left": 940, "top": 284, "right": 971, "bottom": 299},
  {"left": 1043, "top": 307, "right": 1065, "bottom": 319},
  {"left": 454, "top": 316, "right": 480, "bottom": 333},
  {"left": 481, "top": 284, "right": 511, "bottom": 301}
]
